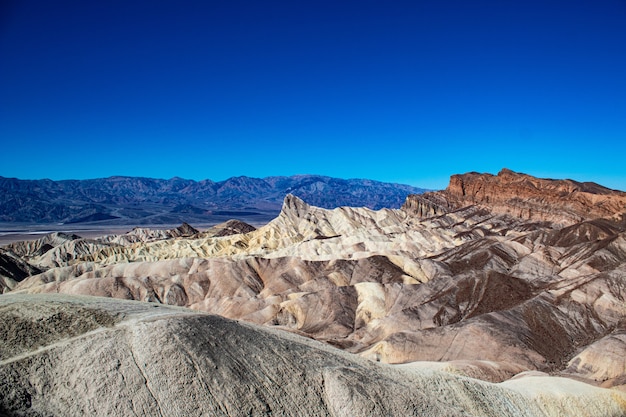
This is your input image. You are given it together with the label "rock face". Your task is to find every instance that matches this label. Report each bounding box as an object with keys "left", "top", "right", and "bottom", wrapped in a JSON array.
[
  {"left": 195, "top": 219, "right": 257, "bottom": 238},
  {"left": 1, "top": 294, "right": 625, "bottom": 417},
  {"left": 0, "top": 249, "right": 42, "bottom": 294},
  {"left": 96, "top": 222, "right": 199, "bottom": 245},
  {"left": 403, "top": 168, "right": 626, "bottom": 226},
  {"left": 3, "top": 169, "right": 626, "bottom": 414}
]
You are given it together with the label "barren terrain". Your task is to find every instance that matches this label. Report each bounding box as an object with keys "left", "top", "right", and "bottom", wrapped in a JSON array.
[{"left": 2, "top": 169, "right": 626, "bottom": 416}]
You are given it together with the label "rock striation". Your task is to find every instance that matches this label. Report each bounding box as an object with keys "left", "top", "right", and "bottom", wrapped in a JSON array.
[{"left": 403, "top": 168, "right": 626, "bottom": 226}]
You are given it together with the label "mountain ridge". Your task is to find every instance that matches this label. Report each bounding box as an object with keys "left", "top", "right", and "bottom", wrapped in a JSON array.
[
  {"left": 0, "top": 174, "right": 426, "bottom": 225},
  {"left": 403, "top": 168, "right": 626, "bottom": 226}
]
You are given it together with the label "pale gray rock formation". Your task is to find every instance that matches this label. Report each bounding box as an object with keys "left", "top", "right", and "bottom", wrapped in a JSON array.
[
  {"left": 2, "top": 232, "right": 114, "bottom": 270},
  {"left": 1, "top": 294, "right": 625, "bottom": 417},
  {"left": 96, "top": 222, "right": 199, "bottom": 245},
  {"left": 32, "top": 238, "right": 116, "bottom": 269},
  {"left": 4, "top": 232, "right": 81, "bottom": 259},
  {"left": 195, "top": 219, "right": 256, "bottom": 237}
]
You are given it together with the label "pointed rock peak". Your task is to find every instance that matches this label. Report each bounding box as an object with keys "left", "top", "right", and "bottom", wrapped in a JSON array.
[
  {"left": 497, "top": 168, "right": 518, "bottom": 177},
  {"left": 222, "top": 219, "right": 256, "bottom": 231},
  {"left": 281, "top": 194, "right": 311, "bottom": 217},
  {"left": 175, "top": 222, "right": 199, "bottom": 236},
  {"left": 211, "top": 219, "right": 257, "bottom": 237},
  {"left": 46, "top": 232, "right": 82, "bottom": 241},
  {"left": 282, "top": 194, "right": 309, "bottom": 209}
]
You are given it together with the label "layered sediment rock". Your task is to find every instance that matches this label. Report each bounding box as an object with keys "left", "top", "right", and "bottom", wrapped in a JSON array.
[{"left": 404, "top": 168, "right": 626, "bottom": 226}]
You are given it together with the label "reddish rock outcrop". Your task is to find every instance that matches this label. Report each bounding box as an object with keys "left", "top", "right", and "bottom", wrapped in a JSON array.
[{"left": 404, "top": 168, "right": 626, "bottom": 226}]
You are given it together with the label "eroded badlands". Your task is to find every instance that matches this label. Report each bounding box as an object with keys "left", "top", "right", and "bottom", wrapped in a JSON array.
[{"left": 2, "top": 169, "right": 626, "bottom": 416}]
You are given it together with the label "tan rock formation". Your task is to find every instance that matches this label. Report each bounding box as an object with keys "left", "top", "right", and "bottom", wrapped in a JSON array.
[
  {"left": 96, "top": 222, "right": 199, "bottom": 245},
  {"left": 195, "top": 219, "right": 256, "bottom": 237},
  {"left": 0, "top": 249, "right": 43, "bottom": 294},
  {"left": 565, "top": 330, "right": 626, "bottom": 389}
]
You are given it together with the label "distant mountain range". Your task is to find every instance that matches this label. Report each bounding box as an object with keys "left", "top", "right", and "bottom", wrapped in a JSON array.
[{"left": 0, "top": 175, "right": 427, "bottom": 225}]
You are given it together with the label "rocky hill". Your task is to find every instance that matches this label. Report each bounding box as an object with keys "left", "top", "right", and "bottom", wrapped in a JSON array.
[
  {"left": 0, "top": 174, "right": 425, "bottom": 225},
  {"left": 403, "top": 168, "right": 626, "bottom": 225},
  {"left": 2, "top": 168, "right": 626, "bottom": 416}
]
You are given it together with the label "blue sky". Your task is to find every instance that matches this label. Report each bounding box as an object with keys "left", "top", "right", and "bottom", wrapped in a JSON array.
[{"left": 1, "top": 0, "right": 625, "bottom": 190}]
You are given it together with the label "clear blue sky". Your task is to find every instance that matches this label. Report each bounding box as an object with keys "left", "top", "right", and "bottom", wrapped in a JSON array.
[{"left": 1, "top": 0, "right": 625, "bottom": 190}]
